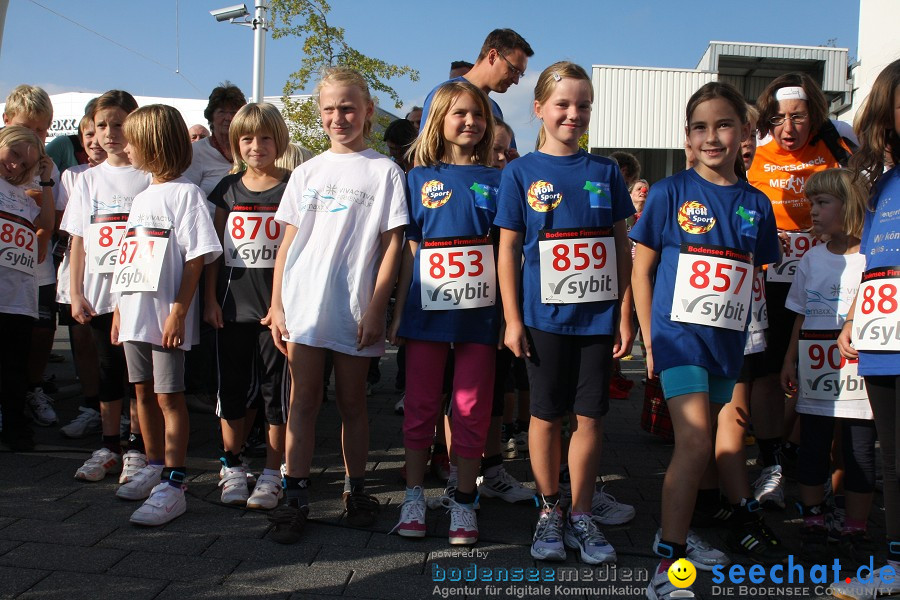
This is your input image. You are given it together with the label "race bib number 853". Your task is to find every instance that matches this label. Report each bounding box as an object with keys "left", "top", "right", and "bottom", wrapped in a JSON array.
[
  {"left": 538, "top": 228, "right": 617, "bottom": 304},
  {"left": 852, "top": 267, "right": 900, "bottom": 351},
  {"left": 671, "top": 243, "right": 752, "bottom": 331},
  {"left": 419, "top": 234, "right": 495, "bottom": 311}
]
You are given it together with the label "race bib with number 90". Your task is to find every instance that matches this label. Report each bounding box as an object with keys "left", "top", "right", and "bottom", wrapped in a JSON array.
[
  {"left": 767, "top": 232, "right": 820, "bottom": 283},
  {"left": 799, "top": 330, "right": 866, "bottom": 401}
]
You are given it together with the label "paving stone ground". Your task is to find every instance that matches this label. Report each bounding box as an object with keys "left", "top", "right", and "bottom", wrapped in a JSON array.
[{"left": 0, "top": 330, "right": 892, "bottom": 599}]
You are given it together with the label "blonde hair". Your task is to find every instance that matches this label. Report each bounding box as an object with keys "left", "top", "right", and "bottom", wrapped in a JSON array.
[
  {"left": 228, "top": 103, "right": 290, "bottom": 173},
  {"left": 0, "top": 126, "right": 45, "bottom": 186},
  {"left": 805, "top": 168, "right": 866, "bottom": 239},
  {"left": 3, "top": 84, "right": 53, "bottom": 124},
  {"left": 534, "top": 62, "right": 593, "bottom": 150},
  {"left": 276, "top": 142, "right": 315, "bottom": 171},
  {"left": 745, "top": 103, "right": 759, "bottom": 128},
  {"left": 412, "top": 81, "right": 494, "bottom": 167},
  {"left": 315, "top": 67, "right": 375, "bottom": 139},
  {"left": 124, "top": 105, "right": 191, "bottom": 182}
]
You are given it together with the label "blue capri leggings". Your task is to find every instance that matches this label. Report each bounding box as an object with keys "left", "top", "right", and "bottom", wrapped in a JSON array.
[{"left": 659, "top": 365, "right": 737, "bottom": 405}]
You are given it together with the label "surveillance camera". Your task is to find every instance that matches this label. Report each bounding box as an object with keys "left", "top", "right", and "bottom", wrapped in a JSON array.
[{"left": 210, "top": 4, "right": 249, "bottom": 21}]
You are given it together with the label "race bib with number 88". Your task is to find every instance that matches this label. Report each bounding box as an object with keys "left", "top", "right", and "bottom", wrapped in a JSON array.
[
  {"left": 671, "top": 243, "right": 753, "bottom": 331},
  {"left": 419, "top": 234, "right": 495, "bottom": 310},
  {"left": 538, "top": 228, "right": 617, "bottom": 304},
  {"left": 852, "top": 267, "right": 900, "bottom": 351}
]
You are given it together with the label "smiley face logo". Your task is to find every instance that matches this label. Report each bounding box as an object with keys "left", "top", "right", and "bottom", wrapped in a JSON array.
[{"left": 667, "top": 558, "right": 696, "bottom": 588}]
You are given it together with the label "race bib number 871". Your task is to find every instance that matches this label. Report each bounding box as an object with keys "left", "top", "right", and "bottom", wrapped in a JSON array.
[
  {"left": 419, "top": 234, "right": 495, "bottom": 311},
  {"left": 671, "top": 243, "right": 753, "bottom": 331},
  {"left": 110, "top": 226, "right": 170, "bottom": 293},
  {"left": 538, "top": 228, "right": 617, "bottom": 304},
  {"left": 852, "top": 267, "right": 900, "bottom": 351}
]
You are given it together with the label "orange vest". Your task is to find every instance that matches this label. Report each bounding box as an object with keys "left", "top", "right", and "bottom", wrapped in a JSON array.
[{"left": 747, "top": 137, "right": 844, "bottom": 231}]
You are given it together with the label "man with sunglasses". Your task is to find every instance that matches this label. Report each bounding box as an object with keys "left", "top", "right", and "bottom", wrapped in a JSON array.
[{"left": 417, "top": 28, "right": 533, "bottom": 151}]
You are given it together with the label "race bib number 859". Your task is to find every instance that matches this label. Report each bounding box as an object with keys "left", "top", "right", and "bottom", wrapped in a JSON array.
[
  {"left": 671, "top": 243, "right": 752, "bottom": 331},
  {"left": 538, "top": 228, "right": 617, "bottom": 304},
  {"left": 419, "top": 234, "right": 495, "bottom": 311},
  {"left": 852, "top": 267, "right": 900, "bottom": 351}
]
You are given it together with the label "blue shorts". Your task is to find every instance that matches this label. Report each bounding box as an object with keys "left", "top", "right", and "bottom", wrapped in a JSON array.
[{"left": 659, "top": 365, "right": 736, "bottom": 405}]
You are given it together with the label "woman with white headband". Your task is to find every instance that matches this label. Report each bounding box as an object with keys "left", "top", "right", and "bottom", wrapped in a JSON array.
[{"left": 746, "top": 73, "right": 859, "bottom": 515}]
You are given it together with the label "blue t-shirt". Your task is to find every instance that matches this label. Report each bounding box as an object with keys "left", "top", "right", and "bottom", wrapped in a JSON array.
[
  {"left": 629, "top": 169, "right": 780, "bottom": 379},
  {"left": 494, "top": 150, "right": 634, "bottom": 335},
  {"left": 858, "top": 165, "right": 900, "bottom": 376},
  {"left": 420, "top": 76, "right": 516, "bottom": 149},
  {"left": 398, "top": 163, "right": 501, "bottom": 345}
]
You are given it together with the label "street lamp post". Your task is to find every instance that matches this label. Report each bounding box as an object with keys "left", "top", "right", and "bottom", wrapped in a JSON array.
[{"left": 210, "top": 2, "right": 268, "bottom": 103}]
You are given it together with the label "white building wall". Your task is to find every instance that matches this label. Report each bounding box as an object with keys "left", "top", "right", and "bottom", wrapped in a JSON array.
[
  {"left": 841, "top": 0, "right": 900, "bottom": 126},
  {"left": 590, "top": 66, "right": 716, "bottom": 150}
]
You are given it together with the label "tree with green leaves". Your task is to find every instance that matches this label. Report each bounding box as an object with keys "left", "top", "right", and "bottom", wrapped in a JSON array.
[{"left": 269, "top": 0, "right": 419, "bottom": 154}]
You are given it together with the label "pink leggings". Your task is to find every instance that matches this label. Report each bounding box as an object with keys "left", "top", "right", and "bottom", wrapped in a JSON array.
[{"left": 403, "top": 340, "right": 495, "bottom": 459}]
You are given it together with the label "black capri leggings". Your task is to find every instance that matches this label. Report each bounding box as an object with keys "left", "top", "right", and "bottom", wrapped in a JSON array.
[
  {"left": 797, "top": 413, "right": 876, "bottom": 493},
  {"left": 864, "top": 375, "right": 900, "bottom": 540}
]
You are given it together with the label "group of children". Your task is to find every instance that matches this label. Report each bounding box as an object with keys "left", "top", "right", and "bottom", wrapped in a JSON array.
[{"left": 0, "top": 50, "right": 898, "bottom": 600}]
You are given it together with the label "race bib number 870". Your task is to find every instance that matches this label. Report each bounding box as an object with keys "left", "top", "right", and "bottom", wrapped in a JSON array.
[
  {"left": 419, "top": 234, "right": 495, "bottom": 311},
  {"left": 852, "top": 267, "right": 900, "bottom": 351},
  {"left": 88, "top": 213, "right": 129, "bottom": 274},
  {"left": 538, "top": 228, "right": 617, "bottom": 304},
  {"left": 671, "top": 243, "right": 753, "bottom": 331},
  {"left": 224, "top": 203, "right": 282, "bottom": 268}
]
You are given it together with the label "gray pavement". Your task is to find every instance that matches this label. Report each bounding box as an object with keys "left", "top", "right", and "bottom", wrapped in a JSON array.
[{"left": 0, "top": 330, "right": 892, "bottom": 599}]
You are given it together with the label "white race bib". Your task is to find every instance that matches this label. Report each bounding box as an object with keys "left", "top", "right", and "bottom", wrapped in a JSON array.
[
  {"left": 671, "top": 243, "right": 753, "bottom": 331},
  {"left": 799, "top": 330, "right": 867, "bottom": 401},
  {"left": 767, "top": 232, "right": 820, "bottom": 283},
  {"left": 852, "top": 267, "right": 900, "bottom": 351},
  {"left": 88, "top": 213, "right": 129, "bottom": 274},
  {"left": 538, "top": 228, "right": 617, "bottom": 304},
  {"left": 110, "top": 226, "right": 170, "bottom": 293},
  {"left": 748, "top": 270, "right": 768, "bottom": 332},
  {"left": 224, "top": 203, "right": 282, "bottom": 268},
  {"left": 0, "top": 210, "right": 37, "bottom": 275},
  {"left": 419, "top": 234, "right": 495, "bottom": 310}
]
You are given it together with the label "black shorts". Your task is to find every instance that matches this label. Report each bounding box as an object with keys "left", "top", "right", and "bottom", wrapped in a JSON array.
[
  {"left": 35, "top": 284, "right": 57, "bottom": 331},
  {"left": 57, "top": 303, "right": 77, "bottom": 327},
  {"left": 525, "top": 327, "right": 612, "bottom": 421},
  {"left": 90, "top": 312, "right": 127, "bottom": 403},
  {"left": 737, "top": 351, "right": 768, "bottom": 384},
  {"left": 763, "top": 281, "right": 793, "bottom": 374},
  {"left": 215, "top": 323, "right": 289, "bottom": 425}
]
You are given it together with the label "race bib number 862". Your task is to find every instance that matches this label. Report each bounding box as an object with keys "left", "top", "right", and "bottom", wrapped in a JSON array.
[
  {"left": 671, "top": 243, "right": 753, "bottom": 331},
  {"left": 0, "top": 210, "right": 36, "bottom": 275}
]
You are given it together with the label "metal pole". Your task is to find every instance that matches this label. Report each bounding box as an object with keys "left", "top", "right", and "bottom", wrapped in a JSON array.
[{"left": 251, "top": 0, "right": 267, "bottom": 103}]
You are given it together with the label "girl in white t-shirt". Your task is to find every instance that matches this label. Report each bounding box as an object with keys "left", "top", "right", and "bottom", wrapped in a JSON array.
[
  {"left": 112, "top": 104, "right": 222, "bottom": 526},
  {"left": 63, "top": 91, "right": 151, "bottom": 486},
  {"left": 780, "top": 168, "right": 875, "bottom": 560},
  {"left": 0, "top": 126, "right": 55, "bottom": 451},
  {"left": 267, "top": 67, "right": 408, "bottom": 544}
]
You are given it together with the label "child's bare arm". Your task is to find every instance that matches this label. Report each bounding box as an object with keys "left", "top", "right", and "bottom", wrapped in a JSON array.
[
  {"left": 388, "top": 239, "right": 418, "bottom": 346},
  {"left": 631, "top": 242, "right": 659, "bottom": 377},
  {"left": 613, "top": 219, "right": 634, "bottom": 358},
  {"left": 498, "top": 228, "right": 528, "bottom": 358},
  {"left": 203, "top": 207, "right": 228, "bottom": 329},
  {"left": 264, "top": 224, "right": 299, "bottom": 356},
  {"left": 358, "top": 225, "right": 404, "bottom": 350},
  {"left": 780, "top": 314, "right": 804, "bottom": 394}
]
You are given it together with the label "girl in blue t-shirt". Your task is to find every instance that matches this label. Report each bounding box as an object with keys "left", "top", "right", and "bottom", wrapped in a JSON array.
[
  {"left": 630, "top": 82, "right": 780, "bottom": 599},
  {"left": 388, "top": 80, "right": 500, "bottom": 546},
  {"left": 837, "top": 58, "right": 900, "bottom": 597},
  {"left": 495, "top": 62, "right": 635, "bottom": 565}
]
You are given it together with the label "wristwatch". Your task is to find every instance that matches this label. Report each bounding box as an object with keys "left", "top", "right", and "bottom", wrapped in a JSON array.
[{"left": 39, "top": 179, "right": 55, "bottom": 187}]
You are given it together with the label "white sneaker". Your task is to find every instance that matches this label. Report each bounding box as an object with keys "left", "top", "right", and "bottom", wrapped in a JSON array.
[
  {"left": 477, "top": 467, "right": 535, "bottom": 503},
  {"left": 502, "top": 436, "right": 518, "bottom": 459},
  {"left": 646, "top": 568, "right": 689, "bottom": 600},
  {"left": 448, "top": 499, "right": 478, "bottom": 545},
  {"left": 219, "top": 456, "right": 256, "bottom": 485},
  {"left": 60, "top": 407, "right": 101, "bottom": 438},
  {"left": 531, "top": 504, "right": 566, "bottom": 561},
  {"left": 753, "top": 465, "right": 786, "bottom": 509},
  {"left": 117, "top": 464, "right": 163, "bottom": 500},
  {"left": 74, "top": 448, "right": 122, "bottom": 482},
  {"left": 591, "top": 485, "right": 636, "bottom": 525},
  {"left": 391, "top": 486, "right": 426, "bottom": 538},
  {"left": 247, "top": 473, "right": 283, "bottom": 510},
  {"left": 653, "top": 528, "right": 730, "bottom": 572},
  {"left": 426, "top": 474, "right": 458, "bottom": 510},
  {"left": 27, "top": 388, "right": 57, "bottom": 426},
  {"left": 130, "top": 481, "right": 186, "bottom": 526},
  {"left": 119, "top": 450, "right": 148, "bottom": 484},
  {"left": 564, "top": 513, "right": 616, "bottom": 564},
  {"left": 219, "top": 466, "right": 250, "bottom": 505},
  {"left": 829, "top": 563, "right": 900, "bottom": 600}
]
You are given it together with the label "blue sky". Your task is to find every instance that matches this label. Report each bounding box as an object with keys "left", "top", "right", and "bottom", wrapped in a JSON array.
[{"left": 1, "top": 0, "right": 860, "bottom": 150}]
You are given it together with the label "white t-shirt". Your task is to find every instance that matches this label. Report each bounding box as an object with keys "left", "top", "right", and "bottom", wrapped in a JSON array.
[
  {"left": 0, "top": 178, "right": 40, "bottom": 317},
  {"left": 183, "top": 137, "right": 232, "bottom": 210},
  {"left": 275, "top": 149, "right": 408, "bottom": 357},
  {"left": 60, "top": 163, "right": 151, "bottom": 314},
  {"left": 21, "top": 163, "right": 62, "bottom": 286},
  {"left": 785, "top": 243, "right": 871, "bottom": 419},
  {"left": 116, "top": 178, "right": 221, "bottom": 349},
  {"left": 55, "top": 163, "right": 91, "bottom": 304}
]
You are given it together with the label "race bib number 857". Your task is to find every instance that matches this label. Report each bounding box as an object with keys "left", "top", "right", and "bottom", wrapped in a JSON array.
[
  {"left": 671, "top": 243, "right": 753, "bottom": 331},
  {"left": 538, "top": 228, "right": 617, "bottom": 304}
]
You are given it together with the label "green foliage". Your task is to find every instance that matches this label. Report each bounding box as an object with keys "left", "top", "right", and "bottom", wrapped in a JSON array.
[
  {"left": 578, "top": 133, "right": 589, "bottom": 151},
  {"left": 269, "top": 0, "right": 419, "bottom": 153}
]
